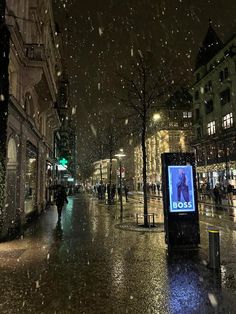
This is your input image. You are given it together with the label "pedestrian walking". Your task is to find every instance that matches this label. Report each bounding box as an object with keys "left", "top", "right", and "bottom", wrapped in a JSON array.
[
  {"left": 152, "top": 183, "right": 156, "bottom": 194},
  {"left": 107, "top": 184, "right": 111, "bottom": 203},
  {"left": 111, "top": 184, "right": 116, "bottom": 203},
  {"left": 227, "top": 182, "right": 234, "bottom": 206},
  {"left": 97, "top": 184, "right": 102, "bottom": 200},
  {"left": 102, "top": 184, "right": 106, "bottom": 200},
  {"left": 117, "top": 186, "right": 121, "bottom": 197},
  {"left": 124, "top": 185, "right": 129, "bottom": 202},
  {"left": 55, "top": 185, "right": 68, "bottom": 221},
  {"left": 156, "top": 181, "right": 161, "bottom": 195},
  {"left": 213, "top": 185, "right": 221, "bottom": 206}
]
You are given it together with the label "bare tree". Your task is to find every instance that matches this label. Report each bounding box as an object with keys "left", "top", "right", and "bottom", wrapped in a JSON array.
[
  {"left": 89, "top": 113, "right": 124, "bottom": 203},
  {"left": 104, "top": 116, "right": 124, "bottom": 204},
  {"left": 117, "top": 52, "right": 173, "bottom": 227},
  {"left": 78, "top": 160, "right": 95, "bottom": 183}
]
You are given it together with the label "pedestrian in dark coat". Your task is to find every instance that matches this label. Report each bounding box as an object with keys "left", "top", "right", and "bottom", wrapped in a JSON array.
[
  {"left": 124, "top": 185, "right": 129, "bottom": 202},
  {"left": 97, "top": 185, "right": 102, "bottom": 200},
  {"left": 111, "top": 184, "right": 116, "bottom": 203},
  {"left": 213, "top": 185, "right": 221, "bottom": 206},
  {"left": 55, "top": 185, "right": 68, "bottom": 220},
  {"left": 227, "top": 183, "right": 234, "bottom": 205}
]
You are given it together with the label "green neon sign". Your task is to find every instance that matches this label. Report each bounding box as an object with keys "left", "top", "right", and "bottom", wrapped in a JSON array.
[{"left": 59, "top": 158, "right": 68, "bottom": 166}]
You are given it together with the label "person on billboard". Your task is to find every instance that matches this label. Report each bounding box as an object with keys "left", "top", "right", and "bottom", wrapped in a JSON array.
[{"left": 177, "top": 168, "right": 190, "bottom": 202}]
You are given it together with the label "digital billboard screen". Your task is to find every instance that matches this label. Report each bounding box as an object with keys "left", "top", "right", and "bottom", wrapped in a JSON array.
[{"left": 168, "top": 165, "right": 195, "bottom": 213}]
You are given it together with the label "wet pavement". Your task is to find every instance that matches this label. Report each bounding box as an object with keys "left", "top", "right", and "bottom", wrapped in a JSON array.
[{"left": 0, "top": 194, "right": 236, "bottom": 313}]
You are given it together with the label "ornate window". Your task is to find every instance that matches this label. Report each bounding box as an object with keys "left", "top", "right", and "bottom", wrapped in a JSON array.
[
  {"left": 207, "top": 121, "right": 216, "bottom": 135},
  {"left": 222, "top": 113, "right": 233, "bottom": 129}
]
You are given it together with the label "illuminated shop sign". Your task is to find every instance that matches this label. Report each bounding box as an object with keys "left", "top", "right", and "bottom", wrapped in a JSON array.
[{"left": 168, "top": 165, "right": 195, "bottom": 212}]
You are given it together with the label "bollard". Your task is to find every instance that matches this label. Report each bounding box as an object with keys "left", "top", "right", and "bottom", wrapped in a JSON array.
[{"left": 208, "top": 227, "right": 220, "bottom": 270}]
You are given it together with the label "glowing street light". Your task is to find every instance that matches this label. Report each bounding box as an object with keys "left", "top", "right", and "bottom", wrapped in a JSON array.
[
  {"left": 114, "top": 148, "right": 126, "bottom": 159},
  {"left": 153, "top": 112, "right": 161, "bottom": 122}
]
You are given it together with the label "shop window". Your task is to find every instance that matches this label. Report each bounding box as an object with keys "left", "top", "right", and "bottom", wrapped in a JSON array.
[
  {"left": 205, "top": 99, "right": 214, "bottom": 114},
  {"left": 207, "top": 121, "right": 216, "bottom": 135},
  {"left": 222, "top": 112, "right": 233, "bottom": 129},
  {"left": 7, "top": 138, "right": 17, "bottom": 165},
  {"left": 220, "top": 88, "right": 231, "bottom": 105},
  {"left": 24, "top": 142, "right": 38, "bottom": 214}
]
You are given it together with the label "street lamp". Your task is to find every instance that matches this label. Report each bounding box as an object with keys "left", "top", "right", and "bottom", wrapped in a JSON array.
[
  {"left": 153, "top": 112, "right": 161, "bottom": 122},
  {"left": 114, "top": 149, "right": 126, "bottom": 217}
]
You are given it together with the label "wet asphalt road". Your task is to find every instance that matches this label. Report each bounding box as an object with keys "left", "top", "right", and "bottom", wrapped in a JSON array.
[{"left": 0, "top": 193, "right": 236, "bottom": 314}]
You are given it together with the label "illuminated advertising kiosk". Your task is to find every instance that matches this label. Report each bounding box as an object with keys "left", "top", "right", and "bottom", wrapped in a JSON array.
[{"left": 161, "top": 153, "right": 200, "bottom": 247}]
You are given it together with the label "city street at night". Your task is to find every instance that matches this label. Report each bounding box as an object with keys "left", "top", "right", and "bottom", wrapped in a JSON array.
[
  {"left": 1, "top": 1, "right": 236, "bottom": 313},
  {"left": 0, "top": 193, "right": 235, "bottom": 313}
]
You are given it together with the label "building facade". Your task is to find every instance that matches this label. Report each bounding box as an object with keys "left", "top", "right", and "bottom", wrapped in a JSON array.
[
  {"left": 55, "top": 75, "right": 78, "bottom": 188},
  {"left": 1, "top": 0, "right": 62, "bottom": 238},
  {"left": 192, "top": 24, "right": 236, "bottom": 189},
  {"left": 134, "top": 89, "right": 193, "bottom": 190},
  {"left": 92, "top": 159, "right": 117, "bottom": 185}
]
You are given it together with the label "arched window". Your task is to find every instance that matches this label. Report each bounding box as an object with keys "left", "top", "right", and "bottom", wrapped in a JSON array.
[
  {"left": 7, "top": 138, "right": 17, "bottom": 167},
  {"left": 24, "top": 92, "right": 39, "bottom": 128},
  {"left": 25, "top": 93, "right": 34, "bottom": 117}
]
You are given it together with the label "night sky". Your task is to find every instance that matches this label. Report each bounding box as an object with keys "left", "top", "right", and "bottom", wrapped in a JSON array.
[{"left": 53, "top": 0, "right": 236, "bottom": 160}]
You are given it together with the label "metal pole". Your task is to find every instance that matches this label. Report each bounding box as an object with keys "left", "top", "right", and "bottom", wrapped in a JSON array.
[
  {"left": 208, "top": 228, "right": 220, "bottom": 269},
  {"left": 119, "top": 159, "right": 123, "bottom": 215}
]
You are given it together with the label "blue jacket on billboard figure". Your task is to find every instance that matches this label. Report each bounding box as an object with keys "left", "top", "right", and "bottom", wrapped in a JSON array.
[{"left": 168, "top": 165, "right": 195, "bottom": 212}]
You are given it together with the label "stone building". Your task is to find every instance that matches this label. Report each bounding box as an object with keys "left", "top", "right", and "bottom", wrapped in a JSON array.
[
  {"left": 134, "top": 89, "right": 193, "bottom": 190},
  {"left": 55, "top": 74, "right": 78, "bottom": 187},
  {"left": 192, "top": 23, "right": 236, "bottom": 188},
  {"left": 1, "top": 0, "right": 62, "bottom": 238},
  {"left": 92, "top": 159, "right": 117, "bottom": 185}
]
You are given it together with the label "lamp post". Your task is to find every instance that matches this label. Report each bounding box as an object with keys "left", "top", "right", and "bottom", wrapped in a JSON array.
[
  {"left": 115, "top": 149, "right": 126, "bottom": 217},
  {"left": 153, "top": 112, "right": 161, "bottom": 122}
]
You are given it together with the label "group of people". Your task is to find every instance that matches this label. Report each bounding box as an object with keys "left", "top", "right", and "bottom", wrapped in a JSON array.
[
  {"left": 137, "top": 182, "right": 161, "bottom": 195},
  {"left": 201, "top": 181, "right": 234, "bottom": 206},
  {"left": 93, "top": 183, "right": 129, "bottom": 203},
  {"left": 212, "top": 182, "right": 234, "bottom": 206},
  {"left": 52, "top": 179, "right": 235, "bottom": 222}
]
